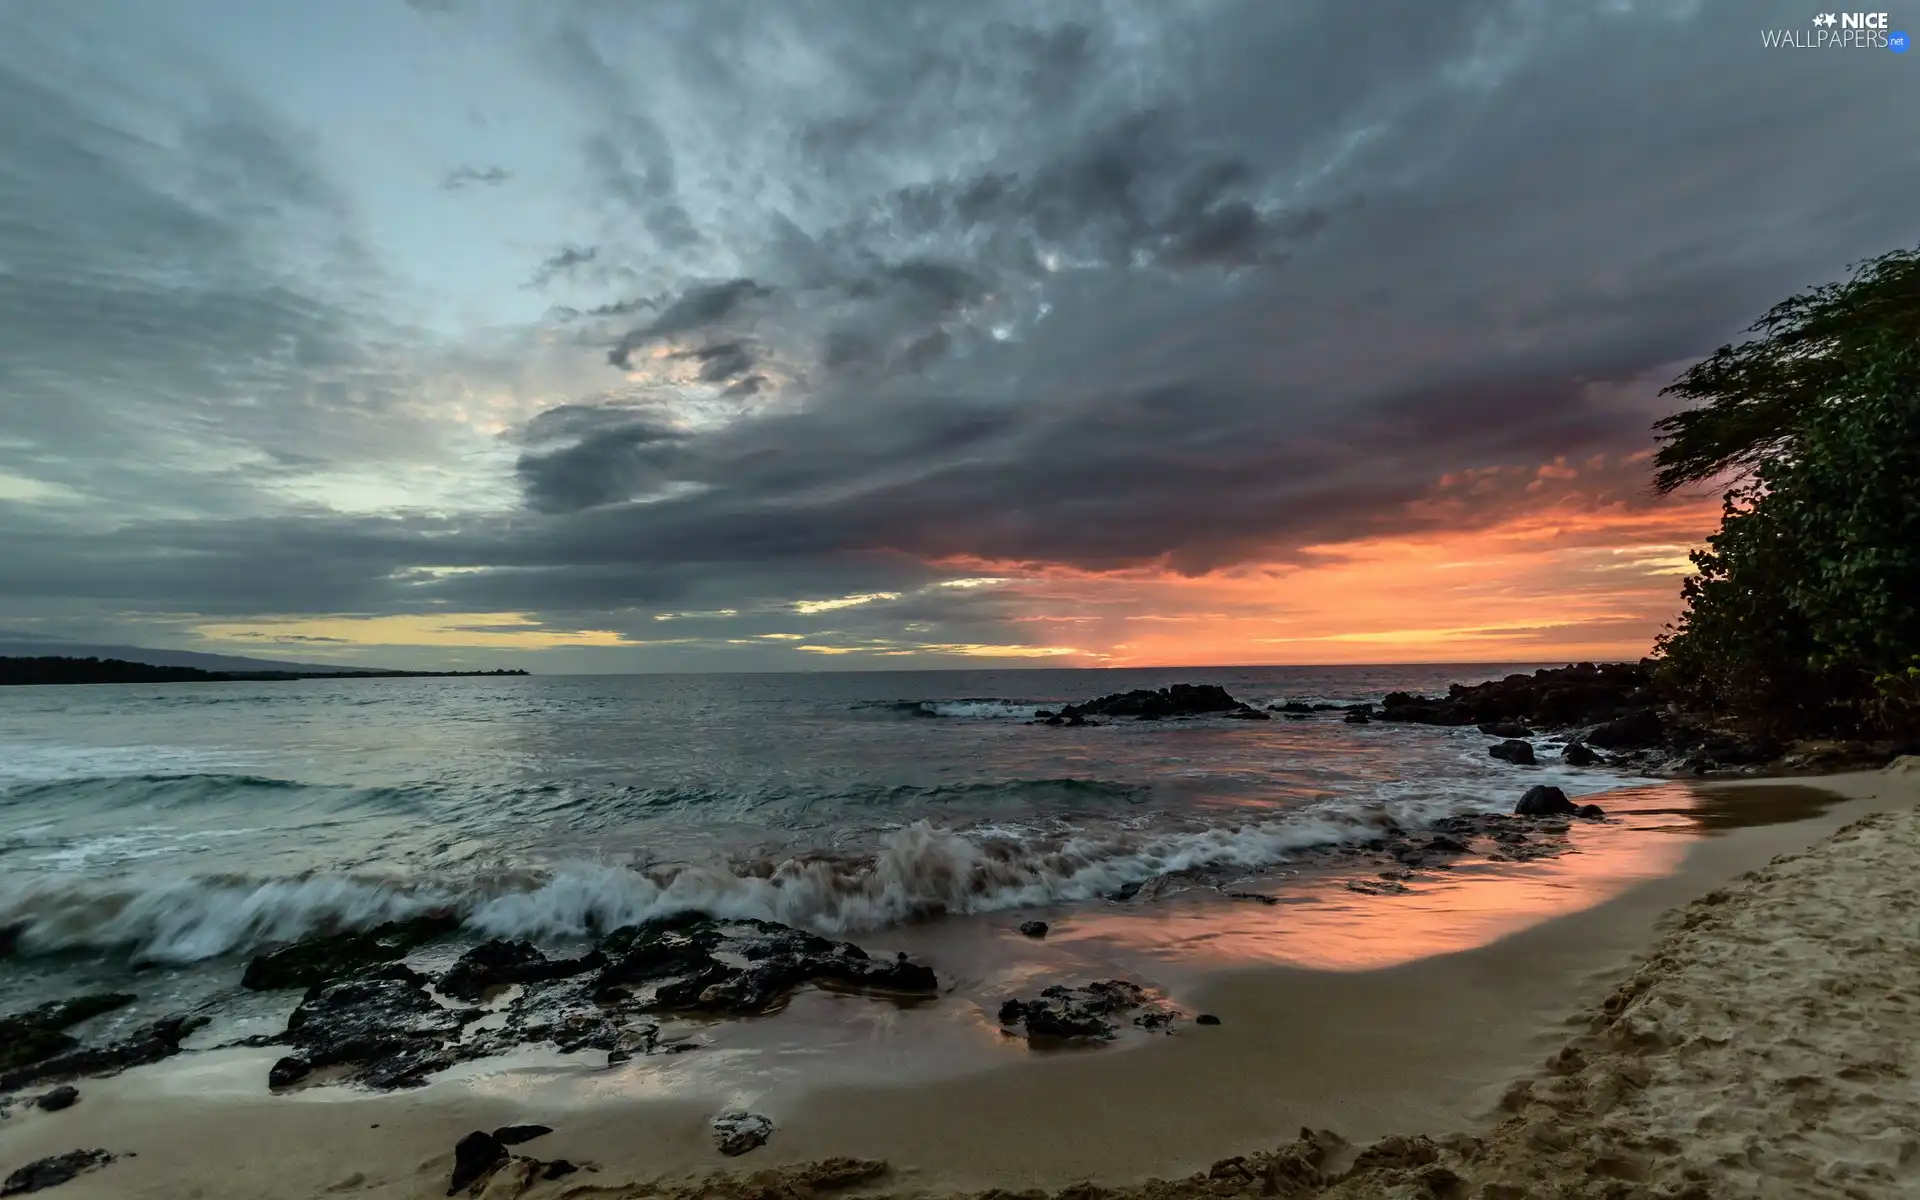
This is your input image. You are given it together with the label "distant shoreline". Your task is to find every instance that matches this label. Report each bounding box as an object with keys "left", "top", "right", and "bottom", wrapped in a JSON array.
[{"left": 0, "top": 656, "right": 528, "bottom": 686}]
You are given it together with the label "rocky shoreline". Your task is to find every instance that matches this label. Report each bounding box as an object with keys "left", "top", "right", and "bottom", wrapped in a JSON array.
[{"left": 1033, "top": 663, "right": 1919, "bottom": 779}]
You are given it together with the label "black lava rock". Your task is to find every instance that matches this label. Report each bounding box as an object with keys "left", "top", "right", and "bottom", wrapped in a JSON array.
[
  {"left": 1380, "top": 663, "right": 1654, "bottom": 729},
  {"left": 1055, "top": 683, "right": 1244, "bottom": 722},
  {"left": 448, "top": 1130, "right": 507, "bottom": 1195},
  {"left": 438, "top": 941, "right": 604, "bottom": 1002},
  {"left": 491, "top": 1124, "right": 552, "bottom": 1146},
  {"left": 1343, "top": 711, "right": 1372, "bottom": 724},
  {"left": 2, "top": 1150, "right": 114, "bottom": 1196},
  {"left": 0, "top": 1011, "right": 204, "bottom": 1093},
  {"left": 998, "top": 980, "right": 1172, "bottom": 1041},
  {"left": 1018, "top": 921, "right": 1049, "bottom": 939},
  {"left": 275, "top": 971, "right": 478, "bottom": 1092},
  {"left": 1563, "top": 743, "right": 1599, "bottom": 766},
  {"left": 0, "top": 994, "right": 134, "bottom": 1075},
  {"left": 542, "top": 1160, "right": 579, "bottom": 1181},
  {"left": 242, "top": 913, "right": 461, "bottom": 991},
  {"left": 712, "top": 1111, "right": 774, "bottom": 1157},
  {"left": 593, "top": 916, "right": 937, "bottom": 1016},
  {"left": 1515, "top": 785, "right": 1577, "bottom": 817},
  {"left": 1271, "top": 702, "right": 1315, "bottom": 714},
  {"left": 1576, "top": 804, "right": 1606, "bottom": 819},
  {"left": 1584, "top": 708, "right": 1665, "bottom": 750},
  {"left": 1478, "top": 721, "right": 1535, "bottom": 738},
  {"left": 1489, "top": 739, "right": 1536, "bottom": 765},
  {"left": 35, "top": 1086, "right": 78, "bottom": 1112},
  {"left": 1195, "top": 1014, "right": 1222, "bottom": 1026}
]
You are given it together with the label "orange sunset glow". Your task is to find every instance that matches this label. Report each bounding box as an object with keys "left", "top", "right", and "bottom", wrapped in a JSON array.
[{"left": 926, "top": 464, "right": 1722, "bottom": 667}]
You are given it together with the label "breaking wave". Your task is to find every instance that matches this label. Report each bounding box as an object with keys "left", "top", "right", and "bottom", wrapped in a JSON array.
[
  {"left": 0, "top": 790, "right": 1507, "bottom": 964},
  {"left": 856, "top": 698, "right": 1044, "bottom": 720}
]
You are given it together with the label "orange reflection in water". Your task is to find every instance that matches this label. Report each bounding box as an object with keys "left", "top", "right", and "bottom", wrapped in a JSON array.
[{"left": 1053, "top": 784, "right": 1727, "bottom": 972}]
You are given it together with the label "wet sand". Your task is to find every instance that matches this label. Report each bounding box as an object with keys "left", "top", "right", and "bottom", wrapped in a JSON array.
[{"left": 1, "top": 769, "right": 1912, "bottom": 1199}]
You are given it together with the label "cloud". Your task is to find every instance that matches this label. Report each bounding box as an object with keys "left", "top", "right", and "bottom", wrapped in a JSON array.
[
  {"left": 440, "top": 164, "right": 513, "bottom": 190},
  {"left": 529, "top": 244, "right": 599, "bottom": 288},
  {"left": 2, "top": 0, "right": 1915, "bottom": 667},
  {"left": 607, "top": 278, "right": 772, "bottom": 367}
]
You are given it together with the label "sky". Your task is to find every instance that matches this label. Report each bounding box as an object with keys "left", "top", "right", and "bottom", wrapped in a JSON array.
[{"left": 0, "top": 0, "right": 1913, "bottom": 672}]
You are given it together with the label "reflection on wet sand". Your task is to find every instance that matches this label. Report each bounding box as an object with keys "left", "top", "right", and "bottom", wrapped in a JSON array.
[
  {"left": 1627, "top": 782, "right": 1845, "bottom": 834},
  {"left": 1038, "top": 781, "right": 1843, "bottom": 973}
]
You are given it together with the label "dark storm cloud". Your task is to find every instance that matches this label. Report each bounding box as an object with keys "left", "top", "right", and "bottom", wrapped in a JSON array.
[
  {"left": 473, "top": 0, "right": 1917, "bottom": 599},
  {"left": 513, "top": 405, "right": 691, "bottom": 514},
  {"left": 669, "top": 341, "right": 755, "bottom": 384},
  {"left": 5, "top": 0, "right": 1918, "bottom": 663},
  {"left": 440, "top": 164, "right": 513, "bottom": 190},
  {"left": 606, "top": 278, "right": 772, "bottom": 367}
]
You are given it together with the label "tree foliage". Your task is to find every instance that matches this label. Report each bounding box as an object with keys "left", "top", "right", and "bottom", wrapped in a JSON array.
[
  {"left": 1653, "top": 247, "right": 1920, "bottom": 734},
  {"left": 1651, "top": 246, "right": 1920, "bottom": 494}
]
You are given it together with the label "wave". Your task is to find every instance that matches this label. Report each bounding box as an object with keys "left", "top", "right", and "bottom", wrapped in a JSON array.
[
  {"left": 854, "top": 698, "right": 1043, "bottom": 720},
  {"left": 0, "top": 788, "right": 1508, "bottom": 964},
  {"left": 0, "top": 773, "right": 432, "bottom": 815}
]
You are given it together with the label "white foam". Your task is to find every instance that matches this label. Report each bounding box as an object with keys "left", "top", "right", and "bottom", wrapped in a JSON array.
[
  {"left": 2, "top": 789, "right": 1527, "bottom": 961},
  {"left": 915, "top": 699, "right": 1042, "bottom": 719}
]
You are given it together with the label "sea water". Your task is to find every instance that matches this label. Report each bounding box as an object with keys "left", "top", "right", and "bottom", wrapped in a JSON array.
[{"left": 0, "top": 665, "right": 1637, "bottom": 1010}]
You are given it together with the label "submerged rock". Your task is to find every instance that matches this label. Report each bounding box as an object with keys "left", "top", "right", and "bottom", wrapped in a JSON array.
[
  {"left": 1195, "top": 1013, "right": 1223, "bottom": 1026},
  {"left": 1018, "top": 920, "right": 1049, "bottom": 939},
  {"left": 1576, "top": 803, "right": 1607, "bottom": 819},
  {"left": 1563, "top": 742, "right": 1600, "bottom": 766},
  {"left": 1489, "top": 739, "right": 1536, "bottom": 765},
  {"left": 1515, "top": 785, "right": 1577, "bottom": 817},
  {"left": 1, "top": 1150, "right": 114, "bottom": 1196},
  {"left": 1343, "top": 710, "right": 1372, "bottom": 724},
  {"left": 241, "top": 913, "right": 461, "bottom": 991},
  {"left": 1270, "top": 701, "right": 1316, "bottom": 714},
  {"left": 996, "top": 980, "right": 1173, "bottom": 1041},
  {"left": 712, "top": 1110, "right": 774, "bottom": 1156}
]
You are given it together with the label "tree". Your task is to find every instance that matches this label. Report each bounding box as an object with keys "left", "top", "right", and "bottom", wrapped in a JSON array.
[
  {"left": 1651, "top": 246, "right": 1920, "bottom": 494},
  {"left": 1653, "top": 248, "right": 1920, "bottom": 734}
]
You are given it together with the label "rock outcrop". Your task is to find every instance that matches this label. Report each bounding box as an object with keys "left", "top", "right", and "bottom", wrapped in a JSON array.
[
  {"left": 242, "top": 913, "right": 461, "bottom": 991},
  {"left": 1052, "top": 684, "right": 1267, "bottom": 722},
  {"left": 996, "top": 980, "right": 1178, "bottom": 1041}
]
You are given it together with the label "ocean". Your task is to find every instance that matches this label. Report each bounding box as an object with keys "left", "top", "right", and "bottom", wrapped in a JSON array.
[{"left": 0, "top": 664, "right": 1641, "bottom": 1018}]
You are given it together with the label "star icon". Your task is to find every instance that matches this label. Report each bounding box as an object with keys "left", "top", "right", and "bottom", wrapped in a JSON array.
[{"left": 1813, "top": 12, "right": 1837, "bottom": 25}]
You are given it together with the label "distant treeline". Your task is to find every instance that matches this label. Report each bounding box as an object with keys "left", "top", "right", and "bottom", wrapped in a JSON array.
[{"left": 0, "top": 656, "right": 529, "bottom": 686}]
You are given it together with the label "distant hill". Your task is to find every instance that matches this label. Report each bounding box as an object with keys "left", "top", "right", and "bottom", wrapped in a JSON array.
[
  {"left": 0, "top": 640, "right": 394, "bottom": 675},
  {"left": 0, "top": 656, "right": 528, "bottom": 686}
]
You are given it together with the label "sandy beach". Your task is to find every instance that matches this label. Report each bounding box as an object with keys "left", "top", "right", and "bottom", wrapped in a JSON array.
[{"left": 4, "top": 764, "right": 1916, "bottom": 1200}]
